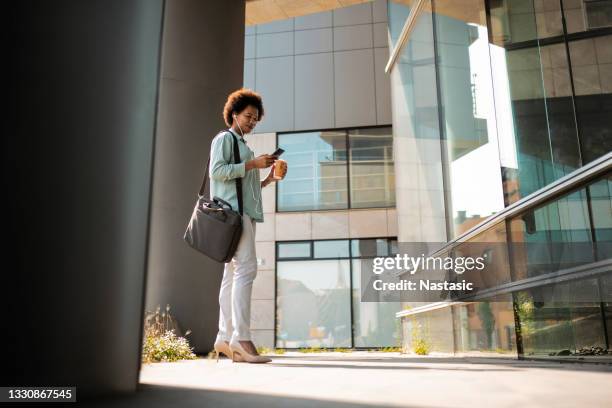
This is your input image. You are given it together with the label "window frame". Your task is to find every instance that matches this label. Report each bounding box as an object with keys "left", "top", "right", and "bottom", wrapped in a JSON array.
[
  {"left": 274, "top": 237, "right": 398, "bottom": 349},
  {"left": 275, "top": 125, "right": 395, "bottom": 213}
]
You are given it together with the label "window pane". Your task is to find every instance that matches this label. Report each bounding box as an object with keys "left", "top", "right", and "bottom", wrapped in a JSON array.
[
  {"left": 515, "top": 278, "right": 606, "bottom": 357},
  {"left": 588, "top": 173, "right": 612, "bottom": 261},
  {"left": 348, "top": 127, "right": 395, "bottom": 208},
  {"left": 277, "top": 242, "right": 311, "bottom": 259},
  {"left": 435, "top": 0, "right": 506, "bottom": 238},
  {"left": 564, "top": 0, "right": 612, "bottom": 34},
  {"left": 277, "top": 131, "right": 348, "bottom": 211},
  {"left": 584, "top": 0, "right": 612, "bottom": 30},
  {"left": 276, "top": 260, "right": 352, "bottom": 348},
  {"left": 351, "top": 259, "right": 402, "bottom": 347},
  {"left": 452, "top": 294, "right": 516, "bottom": 353},
  {"left": 390, "top": 239, "right": 398, "bottom": 255},
  {"left": 314, "top": 240, "right": 349, "bottom": 258},
  {"left": 569, "top": 35, "right": 612, "bottom": 164},
  {"left": 452, "top": 222, "right": 511, "bottom": 295},
  {"left": 351, "top": 239, "right": 389, "bottom": 257},
  {"left": 487, "top": 1, "right": 582, "bottom": 214},
  {"left": 601, "top": 273, "right": 612, "bottom": 346},
  {"left": 508, "top": 188, "right": 594, "bottom": 281}
]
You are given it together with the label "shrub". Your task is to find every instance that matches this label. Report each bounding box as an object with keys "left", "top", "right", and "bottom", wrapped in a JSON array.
[
  {"left": 410, "top": 317, "right": 431, "bottom": 355},
  {"left": 141, "top": 304, "right": 197, "bottom": 364},
  {"left": 142, "top": 328, "right": 197, "bottom": 363},
  {"left": 257, "top": 346, "right": 272, "bottom": 355},
  {"left": 413, "top": 339, "right": 430, "bottom": 355}
]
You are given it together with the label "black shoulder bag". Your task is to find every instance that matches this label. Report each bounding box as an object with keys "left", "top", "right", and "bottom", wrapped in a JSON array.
[{"left": 184, "top": 131, "right": 244, "bottom": 262}]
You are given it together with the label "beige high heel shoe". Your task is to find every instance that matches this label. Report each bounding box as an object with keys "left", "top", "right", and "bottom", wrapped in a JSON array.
[
  {"left": 229, "top": 340, "right": 272, "bottom": 364},
  {"left": 214, "top": 340, "right": 243, "bottom": 362}
]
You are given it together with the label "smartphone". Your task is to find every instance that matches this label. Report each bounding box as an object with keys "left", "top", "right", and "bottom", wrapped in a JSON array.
[{"left": 271, "top": 147, "right": 285, "bottom": 158}]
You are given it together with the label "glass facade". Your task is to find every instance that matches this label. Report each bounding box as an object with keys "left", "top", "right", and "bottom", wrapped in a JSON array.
[
  {"left": 388, "top": 0, "right": 611, "bottom": 359},
  {"left": 436, "top": 0, "right": 506, "bottom": 237},
  {"left": 515, "top": 278, "right": 607, "bottom": 357},
  {"left": 277, "top": 126, "right": 395, "bottom": 211},
  {"left": 453, "top": 295, "right": 517, "bottom": 354},
  {"left": 276, "top": 238, "right": 402, "bottom": 348},
  {"left": 508, "top": 188, "right": 594, "bottom": 281},
  {"left": 508, "top": 174, "right": 611, "bottom": 357},
  {"left": 388, "top": 0, "right": 612, "bottom": 239}
]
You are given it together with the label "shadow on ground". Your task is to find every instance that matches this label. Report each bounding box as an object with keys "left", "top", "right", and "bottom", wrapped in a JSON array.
[{"left": 79, "top": 383, "right": 423, "bottom": 408}]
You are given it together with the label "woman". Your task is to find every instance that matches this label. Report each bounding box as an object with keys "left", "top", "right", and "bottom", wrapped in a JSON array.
[{"left": 210, "top": 89, "right": 286, "bottom": 364}]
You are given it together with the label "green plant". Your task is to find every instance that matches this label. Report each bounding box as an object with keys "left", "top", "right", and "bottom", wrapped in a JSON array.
[
  {"left": 413, "top": 339, "right": 430, "bottom": 355},
  {"left": 257, "top": 346, "right": 272, "bottom": 355},
  {"left": 298, "top": 346, "right": 328, "bottom": 353},
  {"left": 515, "top": 292, "right": 535, "bottom": 337},
  {"left": 274, "top": 348, "right": 286, "bottom": 354},
  {"left": 333, "top": 347, "right": 352, "bottom": 353},
  {"left": 142, "top": 328, "right": 197, "bottom": 363},
  {"left": 410, "top": 316, "right": 431, "bottom": 355},
  {"left": 141, "top": 304, "right": 197, "bottom": 364}
]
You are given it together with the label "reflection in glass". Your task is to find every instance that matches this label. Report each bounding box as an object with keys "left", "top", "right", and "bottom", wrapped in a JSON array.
[
  {"left": 434, "top": 0, "right": 505, "bottom": 237},
  {"left": 402, "top": 307, "right": 455, "bottom": 353},
  {"left": 535, "top": 0, "right": 564, "bottom": 38},
  {"left": 600, "top": 273, "right": 612, "bottom": 349},
  {"left": 278, "top": 127, "right": 397, "bottom": 211},
  {"left": 278, "top": 242, "right": 311, "bottom": 259},
  {"left": 509, "top": 188, "right": 594, "bottom": 281},
  {"left": 388, "top": 0, "right": 413, "bottom": 47},
  {"left": 588, "top": 174, "right": 612, "bottom": 260},
  {"left": 314, "top": 240, "right": 350, "bottom": 259},
  {"left": 389, "top": 0, "right": 448, "bottom": 243},
  {"left": 452, "top": 295, "right": 516, "bottom": 353},
  {"left": 349, "top": 128, "right": 395, "bottom": 208},
  {"left": 277, "top": 131, "right": 347, "bottom": 211},
  {"left": 351, "top": 238, "right": 390, "bottom": 257},
  {"left": 564, "top": 0, "right": 612, "bottom": 33},
  {"left": 451, "top": 222, "right": 511, "bottom": 295},
  {"left": 569, "top": 35, "right": 612, "bottom": 163},
  {"left": 352, "top": 259, "right": 402, "bottom": 347},
  {"left": 488, "top": 0, "right": 582, "bottom": 207},
  {"left": 515, "top": 278, "right": 606, "bottom": 357},
  {"left": 276, "top": 260, "right": 351, "bottom": 348}
]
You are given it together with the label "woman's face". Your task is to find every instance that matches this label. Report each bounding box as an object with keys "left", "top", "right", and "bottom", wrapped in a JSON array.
[{"left": 234, "top": 105, "right": 259, "bottom": 134}]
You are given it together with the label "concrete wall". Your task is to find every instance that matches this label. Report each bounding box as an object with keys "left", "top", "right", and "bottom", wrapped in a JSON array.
[
  {"left": 5, "top": 0, "right": 164, "bottom": 396},
  {"left": 144, "top": 0, "right": 246, "bottom": 354},
  {"left": 245, "top": 0, "right": 392, "bottom": 133}
]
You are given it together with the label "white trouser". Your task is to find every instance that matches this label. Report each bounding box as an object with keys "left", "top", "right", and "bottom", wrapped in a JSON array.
[{"left": 217, "top": 214, "right": 257, "bottom": 342}]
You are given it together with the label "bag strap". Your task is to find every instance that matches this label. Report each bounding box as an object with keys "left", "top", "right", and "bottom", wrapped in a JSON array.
[
  {"left": 231, "top": 133, "right": 244, "bottom": 216},
  {"left": 198, "top": 130, "right": 243, "bottom": 216},
  {"left": 198, "top": 157, "right": 210, "bottom": 197}
]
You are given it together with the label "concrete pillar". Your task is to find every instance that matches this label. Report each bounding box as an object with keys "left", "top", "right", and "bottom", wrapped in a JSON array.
[
  {"left": 145, "top": 0, "right": 246, "bottom": 353},
  {"left": 4, "top": 0, "right": 164, "bottom": 396}
]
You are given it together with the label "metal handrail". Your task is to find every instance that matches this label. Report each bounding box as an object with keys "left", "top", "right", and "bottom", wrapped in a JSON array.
[
  {"left": 385, "top": 0, "right": 427, "bottom": 74},
  {"left": 394, "top": 152, "right": 612, "bottom": 319},
  {"left": 428, "top": 152, "right": 611, "bottom": 259}
]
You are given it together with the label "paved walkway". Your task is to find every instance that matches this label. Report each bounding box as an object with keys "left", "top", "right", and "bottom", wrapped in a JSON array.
[{"left": 85, "top": 352, "right": 612, "bottom": 408}]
